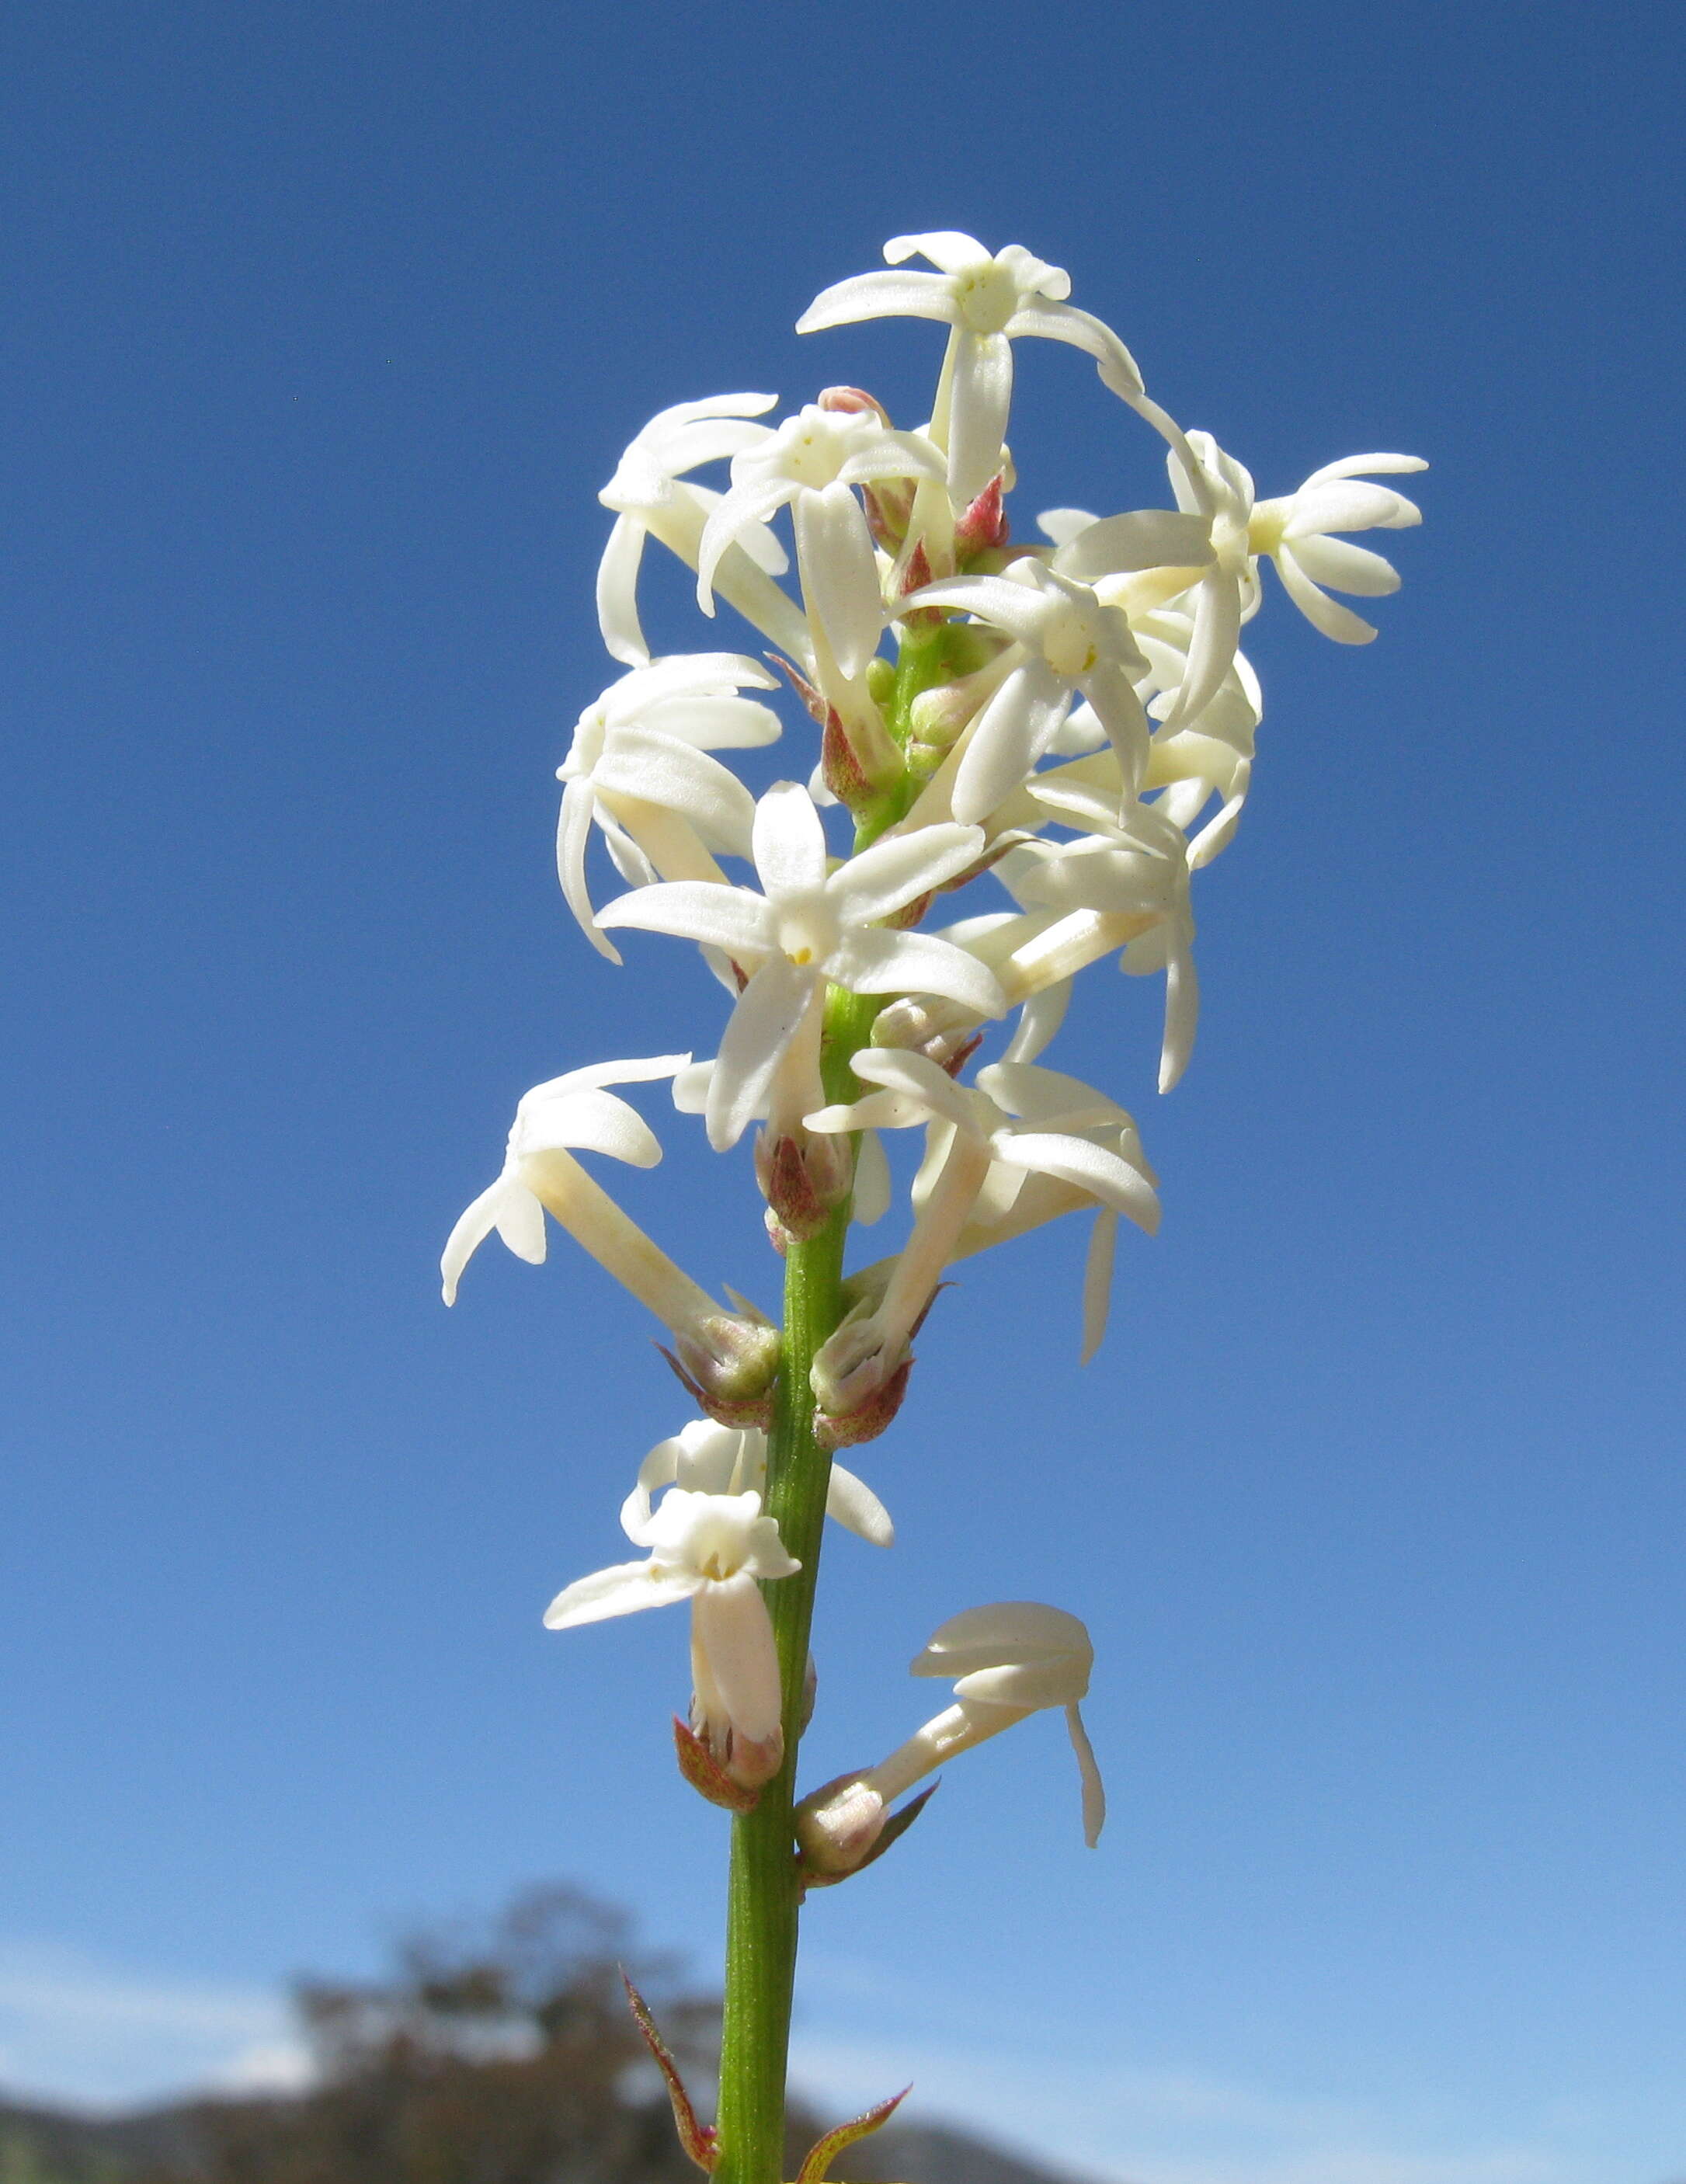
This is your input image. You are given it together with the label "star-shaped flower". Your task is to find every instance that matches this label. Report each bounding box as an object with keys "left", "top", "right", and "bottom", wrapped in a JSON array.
[
  {"left": 798, "top": 232, "right": 1143, "bottom": 502},
  {"left": 697, "top": 405, "right": 946, "bottom": 680},
  {"left": 1248, "top": 453, "right": 1426, "bottom": 643},
  {"left": 596, "top": 782, "right": 1005, "bottom": 1150}
]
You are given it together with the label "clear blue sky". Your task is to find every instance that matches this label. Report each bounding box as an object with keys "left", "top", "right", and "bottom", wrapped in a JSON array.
[{"left": 4, "top": 6, "right": 1684, "bottom": 2182}]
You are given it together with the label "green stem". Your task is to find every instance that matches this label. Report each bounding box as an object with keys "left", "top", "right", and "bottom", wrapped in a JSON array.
[{"left": 714, "top": 988, "right": 878, "bottom": 2184}]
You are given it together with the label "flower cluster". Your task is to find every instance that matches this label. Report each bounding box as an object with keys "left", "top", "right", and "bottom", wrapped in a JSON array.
[{"left": 444, "top": 231, "right": 1421, "bottom": 1852}]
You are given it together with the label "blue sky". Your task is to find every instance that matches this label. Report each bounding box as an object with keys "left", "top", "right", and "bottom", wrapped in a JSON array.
[{"left": 4, "top": 5, "right": 1684, "bottom": 2181}]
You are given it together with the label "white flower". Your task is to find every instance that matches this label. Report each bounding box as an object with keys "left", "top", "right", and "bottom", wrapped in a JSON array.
[
  {"left": 795, "top": 1601, "right": 1104, "bottom": 1871},
  {"left": 697, "top": 405, "right": 946, "bottom": 680},
  {"left": 1249, "top": 454, "right": 1426, "bottom": 644},
  {"left": 545, "top": 1487, "right": 799, "bottom": 1772},
  {"left": 596, "top": 392, "right": 811, "bottom": 668},
  {"left": 907, "top": 559, "right": 1152, "bottom": 825},
  {"left": 596, "top": 781, "right": 1005, "bottom": 1151},
  {"left": 798, "top": 232, "right": 1142, "bottom": 502},
  {"left": 621, "top": 1417, "right": 894, "bottom": 1549},
  {"left": 806, "top": 1048, "right": 1158, "bottom": 1409},
  {"left": 1157, "top": 430, "right": 1260, "bottom": 730},
  {"left": 556, "top": 654, "right": 781, "bottom": 960},
  {"left": 440, "top": 1055, "right": 688, "bottom": 1305},
  {"left": 1012, "top": 785, "right": 1200, "bottom": 1092}
]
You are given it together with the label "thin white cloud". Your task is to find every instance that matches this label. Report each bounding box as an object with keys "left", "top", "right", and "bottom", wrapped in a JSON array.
[
  {"left": 788, "top": 2024, "right": 1566, "bottom": 2184},
  {"left": 0, "top": 1942, "right": 301, "bottom": 2109}
]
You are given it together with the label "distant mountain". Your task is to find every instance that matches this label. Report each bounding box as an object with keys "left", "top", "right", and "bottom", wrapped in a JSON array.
[
  {"left": 845, "top": 2116, "right": 1100, "bottom": 2184},
  {"left": 0, "top": 2092, "right": 1102, "bottom": 2184}
]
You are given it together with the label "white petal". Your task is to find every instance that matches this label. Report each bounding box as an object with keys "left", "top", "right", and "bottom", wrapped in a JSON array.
[
  {"left": 597, "top": 879, "right": 773, "bottom": 957},
  {"left": 998, "top": 1131, "right": 1159, "bottom": 1234},
  {"left": 953, "top": 661, "right": 1072, "bottom": 825},
  {"left": 947, "top": 330, "right": 1014, "bottom": 503},
  {"left": 1288, "top": 479, "right": 1421, "bottom": 535},
  {"left": 884, "top": 229, "right": 989, "bottom": 273},
  {"left": 1053, "top": 509, "right": 1213, "bottom": 582},
  {"left": 556, "top": 782, "right": 620, "bottom": 963},
  {"left": 1274, "top": 551, "right": 1378, "bottom": 644},
  {"left": 828, "top": 927, "right": 1006, "bottom": 1017},
  {"left": 1082, "top": 659, "right": 1152, "bottom": 800},
  {"left": 849, "top": 1045, "right": 980, "bottom": 1132},
  {"left": 440, "top": 1174, "right": 535, "bottom": 1306},
  {"left": 826, "top": 1462, "right": 895, "bottom": 1546},
  {"left": 1300, "top": 451, "right": 1427, "bottom": 489},
  {"left": 596, "top": 514, "right": 651, "bottom": 668},
  {"left": 1163, "top": 571, "right": 1242, "bottom": 726},
  {"left": 1037, "top": 507, "right": 1100, "bottom": 547},
  {"left": 595, "top": 736, "right": 757, "bottom": 856},
  {"left": 707, "top": 956, "right": 816, "bottom": 1152},
  {"left": 692, "top": 1574, "right": 784, "bottom": 1742},
  {"left": 796, "top": 268, "right": 958, "bottom": 332},
  {"left": 1284, "top": 534, "right": 1401, "bottom": 598},
  {"left": 914, "top": 1601, "right": 1093, "bottom": 1679},
  {"left": 696, "top": 479, "right": 795, "bottom": 612},
  {"left": 1159, "top": 940, "right": 1200, "bottom": 1094},
  {"left": 794, "top": 485, "right": 885, "bottom": 681},
  {"left": 543, "top": 1559, "right": 698, "bottom": 1629},
  {"left": 752, "top": 781, "right": 830, "bottom": 899},
  {"left": 516, "top": 1087, "right": 661, "bottom": 1168},
  {"left": 1066, "top": 1702, "right": 1107, "bottom": 1847},
  {"left": 829, "top": 821, "right": 984, "bottom": 926},
  {"left": 851, "top": 1127, "right": 891, "bottom": 1225},
  {"left": 1080, "top": 1209, "right": 1118, "bottom": 1365},
  {"left": 1004, "top": 300, "right": 1143, "bottom": 398},
  {"left": 1005, "top": 978, "right": 1071, "bottom": 1063}
]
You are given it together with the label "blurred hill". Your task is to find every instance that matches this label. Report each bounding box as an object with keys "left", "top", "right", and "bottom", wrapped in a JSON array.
[{"left": 0, "top": 1887, "right": 1092, "bottom": 2184}]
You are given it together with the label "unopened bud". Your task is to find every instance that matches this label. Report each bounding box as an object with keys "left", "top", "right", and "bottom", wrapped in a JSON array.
[
  {"left": 663, "top": 1306, "right": 780, "bottom": 1430},
  {"left": 897, "top": 539, "right": 941, "bottom": 628},
  {"left": 954, "top": 474, "right": 1010, "bottom": 560},
  {"left": 755, "top": 1129, "right": 853, "bottom": 1242},
  {"left": 673, "top": 1714, "right": 760, "bottom": 1814},
  {"left": 868, "top": 993, "right": 977, "bottom": 1069},
  {"left": 795, "top": 1773, "right": 886, "bottom": 1875},
  {"left": 794, "top": 1778, "right": 940, "bottom": 1892},
  {"left": 862, "top": 479, "right": 914, "bottom": 550},
  {"left": 814, "top": 1354, "right": 913, "bottom": 1452},
  {"left": 818, "top": 385, "right": 889, "bottom": 424}
]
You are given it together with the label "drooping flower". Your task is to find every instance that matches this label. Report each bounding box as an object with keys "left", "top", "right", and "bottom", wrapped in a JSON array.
[
  {"left": 596, "top": 781, "right": 1005, "bottom": 1151},
  {"left": 441, "top": 1055, "right": 780, "bottom": 1424},
  {"left": 596, "top": 392, "right": 812, "bottom": 669},
  {"left": 1248, "top": 454, "right": 1427, "bottom": 644},
  {"left": 545, "top": 1487, "right": 799, "bottom": 1789},
  {"left": 795, "top": 1601, "right": 1104, "bottom": 1873},
  {"left": 1010, "top": 784, "right": 1200, "bottom": 1091},
  {"left": 798, "top": 233, "right": 1144, "bottom": 501},
  {"left": 556, "top": 654, "right": 783, "bottom": 959}
]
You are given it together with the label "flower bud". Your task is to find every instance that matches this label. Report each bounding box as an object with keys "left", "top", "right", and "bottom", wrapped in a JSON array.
[
  {"left": 673, "top": 1713, "right": 761, "bottom": 1814},
  {"left": 794, "top": 1772, "right": 885, "bottom": 1875},
  {"left": 954, "top": 474, "right": 1010, "bottom": 560},
  {"left": 755, "top": 1128, "right": 853, "bottom": 1242},
  {"left": 862, "top": 478, "right": 914, "bottom": 550},
  {"left": 817, "top": 385, "right": 889, "bottom": 424},
  {"left": 814, "top": 1355, "right": 913, "bottom": 1452},
  {"left": 663, "top": 1306, "right": 781, "bottom": 1430}
]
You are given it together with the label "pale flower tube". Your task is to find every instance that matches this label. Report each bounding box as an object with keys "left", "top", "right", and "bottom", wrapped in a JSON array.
[
  {"left": 796, "top": 1602, "right": 1104, "bottom": 1874},
  {"left": 546, "top": 1487, "right": 800, "bottom": 1788}
]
